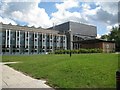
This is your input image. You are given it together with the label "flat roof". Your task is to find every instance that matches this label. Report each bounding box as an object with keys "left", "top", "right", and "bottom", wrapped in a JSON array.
[
  {"left": 73, "top": 39, "right": 115, "bottom": 43},
  {"left": 0, "top": 23, "right": 65, "bottom": 36}
]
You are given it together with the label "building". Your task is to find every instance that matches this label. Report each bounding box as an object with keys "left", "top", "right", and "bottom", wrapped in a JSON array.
[
  {"left": 0, "top": 21, "right": 115, "bottom": 54},
  {"left": 73, "top": 39, "right": 115, "bottom": 53},
  {"left": 0, "top": 23, "right": 67, "bottom": 55},
  {"left": 48, "top": 21, "right": 97, "bottom": 50}
]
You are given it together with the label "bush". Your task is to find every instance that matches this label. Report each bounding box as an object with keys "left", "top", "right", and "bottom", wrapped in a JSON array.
[{"left": 53, "top": 48, "right": 103, "bottom": 54}]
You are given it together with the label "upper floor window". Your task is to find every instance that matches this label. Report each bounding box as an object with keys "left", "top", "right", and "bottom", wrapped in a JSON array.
[
  {"left": 35, "top": 33, "right": 37, "bottom": 38},
  {"left": 27, "top": 32, "right": 29, "bottom": 37},
  {"left": 43, "top": 34, "right": 45, "bottom": 38}
]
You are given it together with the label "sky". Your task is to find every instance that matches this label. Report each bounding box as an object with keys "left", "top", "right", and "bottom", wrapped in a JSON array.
[{"left": 0, "top": 0, "right": 119, "bottom": 38}]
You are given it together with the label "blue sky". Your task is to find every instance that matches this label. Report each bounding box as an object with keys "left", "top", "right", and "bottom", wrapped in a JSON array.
[{"left": 0, "top": 0, "right": 119, "bottom": 38}]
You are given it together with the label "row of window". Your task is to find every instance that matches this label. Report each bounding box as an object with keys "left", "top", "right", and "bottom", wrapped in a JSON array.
[
  {"left": 2, "top": 46, "right": 66, "bottom": 52},
  {"left": 2, "top": 44, "right": 65, "bottom": 48},
  {"left": 3, "top": 30, "right": 66, "bottom": 40}
]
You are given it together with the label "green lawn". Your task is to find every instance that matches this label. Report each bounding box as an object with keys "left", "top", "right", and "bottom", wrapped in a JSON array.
[{"left": 2, "top": 53, "right": 118, "bottom": 88}]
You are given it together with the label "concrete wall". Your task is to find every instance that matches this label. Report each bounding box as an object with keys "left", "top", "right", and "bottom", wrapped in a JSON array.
[
  {"left": 70, "top": 22, "right": 97, "bottom": 37},
  {"left": 1, "top": 24, "right": 67, "bottom": 55},
  {"left": 49, "top": 21, "right": 97, "bottom": 50}
]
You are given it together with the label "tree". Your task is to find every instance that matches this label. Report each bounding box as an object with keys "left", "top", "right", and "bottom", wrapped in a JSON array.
[
  {"left": 109, "top": 26, "right": 120, "bottom": 51},
  {"left": 101, "top": 26, "right": 120, "bottom": 51},
  {"left": 101, "top": 34, "right": 110, "bottom": 40}
]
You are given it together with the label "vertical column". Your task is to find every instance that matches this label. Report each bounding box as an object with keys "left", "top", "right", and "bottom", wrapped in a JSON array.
[
  {"left": 51, "top": 34, "right": 53, "bottom": 52},
  {"left": 33, "top": 32, "right": 35, "bottom": 49},
  {"left": 42, "top": 33, "right": 44, "bottom": 52},
  {"left": 19, "top": 31, "right": 20, "bottom": 47},
  {"left": 19, "top": 31, "right": 21, "bottom": 53},
  {"left": 5, "top": 30, "right": 7, "bottom": 48},
  {"left": 41, "top": 33, "right": 43, "bottom": 53},
  {"left": 64, "top": 35, "right": 67, "bottom": 50},
  {"left": 9, "top": 30, "right": 11, "bottom": 48},
  {"left": 57, "top": 36, "right": 59, "bottom": 49},
  {"left": 9, "top": 30, "right": 11, "bottom": 54},
  {"left": 37, "top": 32, "right": 38, "bottom": 54},
  {"left": 25, "top": 31, "right": 27, "bottom": 48},
  {"left": 28, "top": 32, "right": 29, "bottom": 54},
  {"left": 71, "top": 34, "right": 73, "bottom": 50},
  {"left": 42, "top": 33, "right": 46, "bottom": 53},
  {"left": 44, "top": 33, "right": 46, "bottom": 53},
  {"left": 52, "top": 35, "right": 55, "bottom": 51},
  {"left": 16, "top": 30, "right": 17, "bottom": 48},
  {"left": 65, "top": 35, "right": 67, "bottom": 50}
]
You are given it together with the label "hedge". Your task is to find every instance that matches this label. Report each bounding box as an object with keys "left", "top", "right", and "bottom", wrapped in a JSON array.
[{"left": 49, "top": 48, "right": 103, "bottom": 54}]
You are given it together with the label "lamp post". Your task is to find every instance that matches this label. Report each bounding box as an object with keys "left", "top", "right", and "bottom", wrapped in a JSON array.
[
  {"left": 116, "top": 70, "right": 120, "bottom": 90},
  {"left": 69, "top": 29, "right": 72, "bottom": 57}
]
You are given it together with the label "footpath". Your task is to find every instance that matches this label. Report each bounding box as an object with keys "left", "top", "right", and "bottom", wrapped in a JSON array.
[{"left": 1, "top": 62, "right": 53, "bottom": 89}]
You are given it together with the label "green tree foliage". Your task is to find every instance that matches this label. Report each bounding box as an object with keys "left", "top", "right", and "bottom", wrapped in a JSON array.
[
  {"left": 101, "top": 34, "right": 110, "bottom": 40},
  {"left": 101, "top": 26, "right": 120, "bottom": 51},
  {"left": 110, "top": 26, "right": 120, "bottom": 51}
]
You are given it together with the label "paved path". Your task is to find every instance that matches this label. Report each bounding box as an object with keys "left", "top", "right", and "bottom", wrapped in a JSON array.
[{"left": 1, "top": 62, "right": 53, "bottom": 89}]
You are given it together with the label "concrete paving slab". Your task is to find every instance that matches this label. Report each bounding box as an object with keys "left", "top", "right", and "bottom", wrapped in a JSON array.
[
  {"left": 0, "top": 62, "right": 2, "bottom": 90},
  {"left": 1, "top": 63, "right": 53, "bottom": 89}
]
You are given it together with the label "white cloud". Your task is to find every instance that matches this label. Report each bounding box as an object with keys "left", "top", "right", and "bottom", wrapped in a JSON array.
[
  {"left": 81, "top": 3, "right": 91, "bottom": 11},
  {"left": 107, "top": 23, "right": 118, "bottom": 31},
  {"left": 96, "top": 34, "right": 101, "bottom": 39},
  {"left": 50, "top": 0, "right": 88, "bottom": 25},
  {"left": 96, "top": 2, "right": 118, "bottom": 15},
  {"left": 51, "top": 10, "right": 83, "bottom": 25},
  {"left": 0, "top": 0, "right": 52, "bottom": 28},
  {"left": 0, "top": 17, "right": 17, "bottom": 25},
  {"left": 0, "top": 0, "right": 118, "bottom": 36},
  {"left": 56, "top": 0, "right": 79, "bottom": 11}
]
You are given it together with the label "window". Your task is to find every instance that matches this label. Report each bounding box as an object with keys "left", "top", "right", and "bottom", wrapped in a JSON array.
[
  {"left": 17, "top": 31, "right": 19, "bottom": 36},
  {"left": 2, "top": 45, "right": 5, "bottom": 48},
  {"left": 7, "top": 31, "right": 9, "bottom": 36},
  {"left": 50, "top": 35, "right": 52, "bottom": 39},
  {"left": 12, "top": 50, "right": 15, "bottom": 52},
  {"left": 35, "top": 46, "right": 37, "bottom": 48},
  {"left": 43, "top": 46, "right": 45, "bottom": 49},
  {"left": 63, "top": 36, "right": 65, "bottom": 40},
  {"left": 35, "top": 33, "right": 37, "bottom": 38},
  {"left": 26, "top": 45, "right": 28, "bottom": 48},
  {"left": 43, "top": 34, "right": 45, "bottom": 38},
  {"left": 27, "top": 32, "right": 29, "bottom": 37}
]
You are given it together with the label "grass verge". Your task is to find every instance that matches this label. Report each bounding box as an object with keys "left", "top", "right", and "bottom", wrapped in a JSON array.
[{"left": 2, "top": 53, "right": 118, "bottom": 88}]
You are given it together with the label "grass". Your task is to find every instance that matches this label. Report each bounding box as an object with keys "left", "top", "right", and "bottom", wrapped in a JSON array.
[{"left": 2, "top": 53, "right": 118, "bottom": 88}]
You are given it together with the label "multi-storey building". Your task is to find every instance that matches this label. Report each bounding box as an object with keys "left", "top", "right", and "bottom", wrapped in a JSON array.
[
  {"left": 0, "top": 21, "right": 100, "bottom": 54},
  {"left": 48, "top": 21, "right": 97, "bottom": 50},
  {"left": 0, "top": 23, "right": 67, "bottom": 54}
]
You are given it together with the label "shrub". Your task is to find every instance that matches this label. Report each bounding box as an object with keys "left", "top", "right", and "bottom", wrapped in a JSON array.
[{"left": 53, "top": 48, "right": 103, "bottom": 54}]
